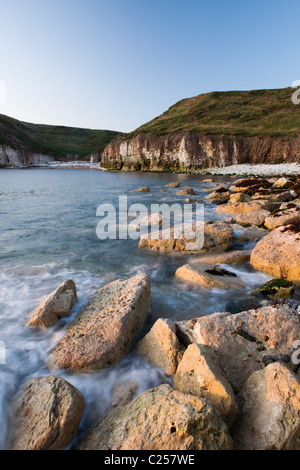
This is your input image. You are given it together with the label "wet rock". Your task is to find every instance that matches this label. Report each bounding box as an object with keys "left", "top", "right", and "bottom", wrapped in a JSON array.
[
  {"left": 190, "top": 250, "right": 251, "bottom": 266},
  {"left": 27, "top": 280, "right": 77, "bottom": 328},
  {"left": 137, "top": 186, "right": 150, "bottom": 192},
  {"left": 174, "top": 344, "right": 237, "bottom": 428},
  {"left": 175, "top": 263, "right": 244, "bottom": 289},
  {"left": 48, "top": 273, "right": 151, "bottom": 371},
  {"left": 139, "top": 222, "right": 233, "bottom": 254},
  {"left": 264, "top": 207, "right": 300, "bottom": 230},
  {"left": 12, "top": 376, "right": 84, "bottom": 450},
  {"left": 175, "top": 305, "right": 300, "bottom": 392},
  {"left": 206, "top": 190, "right": 231, "bottom": 202},
  {"left": 256, "top": 279, "right": 295, "bottom": 299},
  {"left": 233, "top": 363, "right": 300, "bottom": 450},
  {"left": 165, "top": 182, "right": 181, "bottom": 188},
  {"left": 251, "top": 225, "right": 300, "bottom": 280},
  {"left": 176, "top": 187, "right": 197, "bottom": 196},
  {"left": 112, "top": 380, "right": 138, "bottom": 408},
  {"left": 77, "top": 384, "right": 233, "bottom": 450},
  {"left": 235, "top": 225, "right": 269, "bottom": 242},
  {"left": 235, "top": 209, "right": 270, "bottom": 227},
  {"left": 137, "top": 319, "right": 181, "bottom": 375}
]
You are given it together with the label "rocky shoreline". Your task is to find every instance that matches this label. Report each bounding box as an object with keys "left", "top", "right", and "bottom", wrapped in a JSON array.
[{"left": 8, "top": 173, "right": 300, "bottom": 450}]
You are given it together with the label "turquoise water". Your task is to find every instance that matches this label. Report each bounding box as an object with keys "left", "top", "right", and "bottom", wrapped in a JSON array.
[{"left": 0, "top": 169, "right": 270, "bottom": 449}]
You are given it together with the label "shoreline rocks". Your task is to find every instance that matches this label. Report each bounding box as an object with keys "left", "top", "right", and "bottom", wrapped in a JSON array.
[
  {"left": 48, "top": 273, "right": 151, "bottom": 371},
  {"left": 175, "top": 263, "right": 245, "bottom": 289}
]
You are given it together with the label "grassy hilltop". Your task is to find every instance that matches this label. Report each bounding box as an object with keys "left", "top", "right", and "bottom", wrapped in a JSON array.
[
  {"left": 128, "top": 88, "right": 300, "bottom": 138},
  {"left": 0, "top": 113, "right": 120, "bottom": 159}
]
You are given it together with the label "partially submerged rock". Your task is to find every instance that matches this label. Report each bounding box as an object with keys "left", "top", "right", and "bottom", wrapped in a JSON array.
[
  {"left": 27, "top": 280, "right": 77, "bottom": 328},
  {"left": 48, "top": 273, "right": 151, "bottom": 371},
  {"left": 139, "top": 222, "right": 233, "bottom": 254},
  {"left": 137, "top": 186, "right": 150, "bottom": 193},
  {"left": 137, "top": 318, "right": 181, "bottom": 375},
  {"left": 12, "top": 376, "right": 84, "bottom": 450},
  {"left": 77, "top": 384, "right": 233, "bottom": 450},
  {"left": 175, "top": 305, "right": 300, "bottom": 392},
  {"left": 112, "top": 380, "right": 138, "bottom": 408},
  {"left": 165, "top": 182, "right": 180, "bottom": 188},
  {"left": 174, "top": 344, "right": 237, "bottom": 428},
  {"left": 256, "top": 279, "right": 295, "bottom": 299},
  {"left": 235, "top": 225, "right": 269, "bottom": 242},
  {"left": 175, "top": 263, "right": 244, "bottom": 289},
  {"left": 251, "top": 225, "right": 300, "bottom": 280},
  {"left": 233, "top": 363, "right": 300, "bottom": 450},
  {"left": 176, "top": 187, "right": 197, "bottom": 196}
]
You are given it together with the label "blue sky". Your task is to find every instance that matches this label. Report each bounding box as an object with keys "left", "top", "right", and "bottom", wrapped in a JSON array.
[{"left": 0, "top": 0, "right": 299, "bottom": 132}]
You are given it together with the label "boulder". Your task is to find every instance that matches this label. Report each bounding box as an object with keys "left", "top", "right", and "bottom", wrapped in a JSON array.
[
  {"left": 27, "top": 280, "right": 77, "bottom": 328},
  {"left": 77, "top": 384, "right": 233, "bottom": 450},
  {"left": 233, "top": 363, "right": 300, "bottom": 450},
  {"left": 256, "top": 279, "right": 295, "bottom": 299},
  {"left": 176, "top": 187, "right": 197, "bottom": 196},
  {"left": 235, "top": 225, "right": 269, "bottom": 242},
  {"left": 174, "top": 344, "right": 237, "bottom": 428},
  {"left": 206, "top": 191, "right": 231, "bottom": 202},
  {"left": 250, "top": 224, "right": 300, "bottom": 280},
  {"left": 175, "top": 263, "right": 244, "bottom": 289},
  {"left": 112, "top": 380, "right": 138, "bottom": 408},
  {"left": 190, "top": 250, "right": 251, "bottom": 266},
  {"left": 264, "top": 207, "right": 300, "bottom": 230},
  {"left": 273, "top": 177, "right": 293, "bottom": 189},
  {"left": 139, "top": 222, "right": 233, "bottom": 254},
  {"left": 175, "top": 305, "right": 300, "bottom": 392},
  {"left": 235, "top": 210, "right": 270, "bottom": 227},
  {"left": 137, "top": 319, "right": 181, "bottom": 375},
  {"left": 48, "top": 273, "right": 151, "bottom": 371},
  {"left": 137, "top": 186, "right": 150, "bottom": 193},
  {"left": 12, "top": 376, "right": 84, "bottom": 450},
  {"left": 216, "top": 200, "right": 273, "bottom": 215},
  {"left": 229, "top": 192, "right": 251, "bottom": 204},
  {"left": 166, "top": 182, "right": 180, "bottom": 188}
]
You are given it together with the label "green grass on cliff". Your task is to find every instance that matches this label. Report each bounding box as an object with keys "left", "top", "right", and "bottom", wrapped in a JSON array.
[
  {"left": 0, "top": 114, "right": 120, "bottom": 159},
  {"left": 128, "top": 88, "right": 300, "bottom": 138}
]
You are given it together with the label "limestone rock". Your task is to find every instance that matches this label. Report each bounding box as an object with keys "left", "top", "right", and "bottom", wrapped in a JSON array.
[
  {"left": 137, "top": 319, "right": 180, "bottom": 375},
  {"left": 229, "top": 192, "right": 251, "bottom": 204},
  {"left": 48, "top": 273, "right": 151, "bottom": 371},
  {"left": 77, "top": 384, "right": 233, "bottom": 450},
  {"left": 264, "top": 207, "right": 300, "bottom": 230},
  {"left": 137, "top": 186, "right": 150, "bottom": 192},
  {"left": 256, "top": 279, "right": 295, "bottom": 299},
  {"left": 176, "top": 187, "right": 197, "bottom": 196},
  {"left": 12, "top": 376, "right": 84, "bottom": 450},
  {"left": 175, "top": 305, "right": 300, "bottom": 392},
  {"left": 175, "top": 263, "right": 244, "bottom": 289},
  {"left": 250, "top": 225, "right": 300, "bottom": 280},
  {"left": 233, "top": 363, "right": 300, "bottom": 450},
  {"left": 139, "top": 222, "right": 233, "bottom": 254},
  {"left": 174, "top": 344, "right": 237, "bottom": 428},
  {"left": 112, "top": 380, "right": 138, "bottom": 408},
  {"left": 27, "top": 280, "right": 77, "bottom": 328},
  {"left": 273, "top": 177, "right": 293, "bottom": 189},
  {"left": 235, "top": 209, "right": 270, "bottom": 227},
  {"left": 166, "top": 182, "right": 180, "bottom": 188},
  {"left": 216, "top": 200, "right": 273, "bottom": 215},
  {"left": 190, "top": 250, "right": 251, "bottom": 266},
  {"left": 235, "top": 225, "right": 269, "bottom": 242}
]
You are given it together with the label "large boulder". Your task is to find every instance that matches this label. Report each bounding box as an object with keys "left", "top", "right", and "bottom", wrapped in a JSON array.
[
  {"left": 233, "top": 363, "right": 300, "bottom": 450},
  {"left": 175, "top": 263, "right": 244, "bottom": 289},
  {"left": 139, "top": 222, "right": 233, "bottom": 254},
  {"left": 250, "top": 224, "right": 300, "bottom": 280},
  {"left": 229, "top": 192, "right": 251, "bottom": 204},
  {"left": 77, "top": 384, "right": 233, "bottom": 450},
  {"left": 175, "top": 305, "right": 300, "bottom": 392},
  {"left": 216, "top": 200, "right": 274, "bottom": 215},
  {"left": 264, "top": 207, "right": 300, "bottom": 230},
  {"left": 174, "top": 344, "right": 237, "bottom": 428},
  {"left": 27, "top": 280, "right": 77, "bottom": 328},
  {"left": 235, "top": 225, "right": 269, "bottom": 242},
  {"left": 12, "top": 376, "right": 84, "bottom": 450},
  {"left": 137, "top": 319, "right": 181, "bottom": 375},
  {"left": 48, "top": 273, "right": 151, "bottom": 371}
]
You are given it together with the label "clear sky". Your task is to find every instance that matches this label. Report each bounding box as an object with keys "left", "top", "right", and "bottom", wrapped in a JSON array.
[{"left": 0, "top": 0, "right": 299, "bottom": 132}]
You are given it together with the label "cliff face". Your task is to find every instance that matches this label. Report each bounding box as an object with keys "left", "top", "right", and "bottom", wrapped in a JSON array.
[
  {"left": 101, "top": 132, "right": 300, "bottom": 172},
  {"left": 0, "top": 145, "right": 54, "bottom": 168}
]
